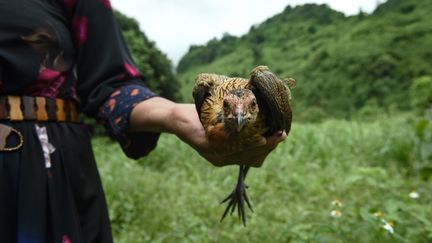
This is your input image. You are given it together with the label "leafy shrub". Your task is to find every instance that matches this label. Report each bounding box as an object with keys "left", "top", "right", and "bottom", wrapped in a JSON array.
[
  {"left": 297, "top": 106, "right": 328, "bottom": 123},
  {"left": 409, "top": 76, "right": 432, "bottom": 112},
  {"left": 413, "top": 110, "right": 432, "bottom": 179}
]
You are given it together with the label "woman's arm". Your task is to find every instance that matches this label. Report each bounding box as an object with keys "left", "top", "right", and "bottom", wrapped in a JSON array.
[{"left": 129, "top": 97, "right": 287, "bottom": 167}]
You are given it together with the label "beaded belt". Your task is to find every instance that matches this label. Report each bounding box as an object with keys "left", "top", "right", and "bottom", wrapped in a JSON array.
[{"left": 0, "top": 95, "right": 79, "bottom": 122}]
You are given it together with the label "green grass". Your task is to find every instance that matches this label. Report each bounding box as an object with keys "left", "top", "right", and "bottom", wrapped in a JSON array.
[{"left": 93, "top": 115, "right": 431, "bottom": 242}]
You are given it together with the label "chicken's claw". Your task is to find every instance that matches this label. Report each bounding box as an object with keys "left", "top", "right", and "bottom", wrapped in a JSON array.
[{"left": 220, "top": 165, "right": 253, "bottom": 226}]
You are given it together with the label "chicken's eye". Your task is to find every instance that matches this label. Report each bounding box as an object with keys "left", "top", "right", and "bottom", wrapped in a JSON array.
[
  {"left": 223, "top": 100, "right": 229, "bottom": 109},
  {"left": 251, "top": 100, "right": 257, "bottom": 108}
]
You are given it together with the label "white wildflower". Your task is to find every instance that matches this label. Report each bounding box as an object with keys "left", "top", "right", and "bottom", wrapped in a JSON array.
[
  {"left": 409, "top": 191, "right": 420, "bottom": 199},
  {"left": 382, "top": 219, "right": 395, "bottom": 234},
  {"left": 330, "top": 209, "right": 342, "bottom": 218},
  {"left": 331, "top": 199, "right": 343, "bottom": 207},
  {"left": 373, "top": 211, "right": 383, "bottom": 218}
]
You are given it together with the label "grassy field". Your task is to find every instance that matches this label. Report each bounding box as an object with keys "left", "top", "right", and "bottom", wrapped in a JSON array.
[{"left": 93, "top": 115, "right": 431, "bottom": 243}]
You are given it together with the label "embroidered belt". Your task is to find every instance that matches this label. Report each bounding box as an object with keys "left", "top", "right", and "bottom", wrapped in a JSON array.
[
  {"left": 0, "top": 95, "right": 79, "bottom": 122},
  {"left": 0, "top": 96, "right": 79, "bottom": 152}
]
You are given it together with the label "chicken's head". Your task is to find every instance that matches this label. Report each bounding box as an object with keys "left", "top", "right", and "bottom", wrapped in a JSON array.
[{"left": 222, "top": 89, "right": 259, "bottom": 132}]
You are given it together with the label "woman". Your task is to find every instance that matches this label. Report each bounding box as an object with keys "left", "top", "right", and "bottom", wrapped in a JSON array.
[{"left": 0, "top": 0, "right": 286, "bottom": 242}]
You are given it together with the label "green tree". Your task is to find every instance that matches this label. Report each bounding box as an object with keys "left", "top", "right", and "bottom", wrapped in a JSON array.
[{"left": 115, "top": 11, "right": 181, "bottom": 101}]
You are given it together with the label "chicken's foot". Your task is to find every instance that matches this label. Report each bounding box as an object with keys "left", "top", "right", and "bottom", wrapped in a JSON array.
[{"left": 220, "top": 165, "right": 253, "bottom": 226}]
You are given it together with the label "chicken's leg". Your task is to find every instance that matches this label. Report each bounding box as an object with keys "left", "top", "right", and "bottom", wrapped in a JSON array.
[{"left": 220, "top": 165, "right": 253, "bottom": 226}]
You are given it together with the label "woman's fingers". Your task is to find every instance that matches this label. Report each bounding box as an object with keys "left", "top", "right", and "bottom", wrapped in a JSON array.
[
  {"left": 266, "top": 130, "right": 287, "bottom": 147},
  {"left": 242, "top": 131, "right": 287, "bottom": 167},
  {"left": 250, "top": 130, "right": 286, "bottom": 149}
]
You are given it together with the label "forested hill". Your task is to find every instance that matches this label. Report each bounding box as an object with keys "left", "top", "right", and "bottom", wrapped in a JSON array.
[
  {"left": 115, "top": 12, "right": 181, "bottom": 101},
  {"left": 177, "top": 0, "right": 432, "bottom": 120}
]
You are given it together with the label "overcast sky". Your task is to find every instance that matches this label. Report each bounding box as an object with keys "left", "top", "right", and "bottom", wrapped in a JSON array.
[{"left": 110, "top": 0, "right": 384, "bottom": 65}]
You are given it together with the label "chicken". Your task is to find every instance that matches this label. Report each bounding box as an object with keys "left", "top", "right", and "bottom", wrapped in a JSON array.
[{"left": 192, "top": 66, "right": 295, "bottom": 226}]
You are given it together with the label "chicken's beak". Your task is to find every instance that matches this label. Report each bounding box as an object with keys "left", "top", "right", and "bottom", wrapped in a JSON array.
[{"left": 234, "top": 113, "right": 246, "bottom": 132}]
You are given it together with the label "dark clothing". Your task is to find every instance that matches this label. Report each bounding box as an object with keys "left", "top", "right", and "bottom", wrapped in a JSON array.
[
  {"left": 1, "top": 122, "right": 112, "bottom": 243},
  {"left": 0, "top": 0, "right": 159, "bottom": 242}
]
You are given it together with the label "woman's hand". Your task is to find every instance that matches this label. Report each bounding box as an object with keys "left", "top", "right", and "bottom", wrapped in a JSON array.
[{"left": 129, "top": 97, "right": 287, "bottom": 167}]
